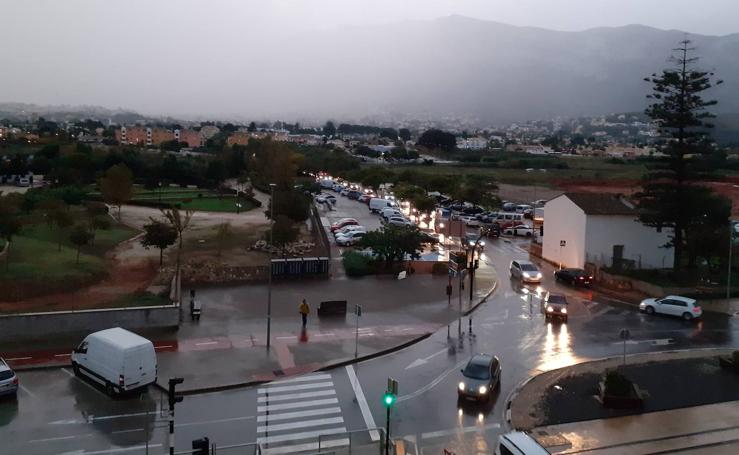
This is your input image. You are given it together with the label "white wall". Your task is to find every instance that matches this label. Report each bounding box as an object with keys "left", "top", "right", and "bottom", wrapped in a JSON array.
[
  {"left": 584, "top": 215, "right": 674, "bottom": 269},
  {"left": 542, "top": 196, "right": 587, "bottom": 268}
]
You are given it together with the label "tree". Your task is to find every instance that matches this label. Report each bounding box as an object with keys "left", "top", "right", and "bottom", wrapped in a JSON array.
[
  {"left": 399, "top": 128, "right": 411, "bottom": 142},
  {"left": 248, "top": 138, "right": 300, "bottom": 190},
  {"left": 141, "top": 220, "right": 178, "bottom": 265},
  {"left": 84, "top": 202, "right": 109, "bottom": 245},
  {"left": 360, "top": 225, "right": 428, "bottom": 266},
  {"left": 270, "top": 215, "right": 299, "bottom": 254},
  {"left": 453, "top": 175, "right": 500, "bottom": 209},
  {"left": 99, "top": 164, "right": 133, "bottom": 220},
  {"left": 69, "top": 224, "right": 94, "bottom": 264},
  {"left": 323, "top": 121, "right": 336, "bottom": 138},
  {"left": 417, "top": 129, "right": 456, "bottom": 152},
  {"left": 50, "top": 205, "right": 73, "bottom": 252},
  {"left": 635, "top": 39, "right": 725, "bottom": 269},
  {"left": 247, "top": 121, "right": 257, "bottom": 132},
  {"left": 215, "top": 222, "right": 233, "bottom": 257},
  {"left": 161, "top": 207, "right": 194, "bottom": 306},
  {"left": 0, "top": 192, "right": 23, "bottom": 270}
]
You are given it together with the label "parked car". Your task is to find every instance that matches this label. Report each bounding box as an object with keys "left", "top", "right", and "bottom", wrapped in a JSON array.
[
  {"left": 330, "top": 218, "right": 358, "bottom": 232},
  {"left": 515, "top": 204, "right": 532, "bottom": 214},
  {"left": 347, "top": 190, "right": 362, "bottom": 200},
  {"left": 501, "top": 202, "right": 517, "bottom": 212},
  {"left": 381, "top": 207, "right": 404, "bottom": 220},
  {"left": 459, "top": 215, "right": 481, "bottom": 227},
  {"left": 387, "top": 216, "right": 413, "bottom": 227},
  {"left": 457, "top": 354, "right": 501, "bottom": 401},
  {"left": 340, "top": 188, "right": 351, "bottom": 196},
  {"left": 510, "top": 260, "right": 542, "bottom": 283},
  {"left": 543, "top": 293, "right": 568, "bottom": 322},
  {"left": 503, "top": 224, "right": 534, "bottom": 237},
  {"left": 0, "top": 358, "right": 18, "bottom": 398},
  {"left": 639, "top": 295, "right": 702, "bottom": 321},
  {"left": 315, "top": 194, "right": 336, "bottom": 204},
  {"left": 334, "top": 225, "right": 366, "bottom": 238},
  {"left": 484, "top": 223, "right": 501, "bottom": 238},
  {"left": 496, "top": 432, "right": 550, "bottom": 455},
  {"left": 358, "top": 194, "right": 373, "bottom": 204},
  {"left": 71, "top": 328, "right": 157, "bottom": 396},
  {"left": 335, "top": 230, "right": 367, "bottom": 246},
  {"left": 462, "top": 205, "right": 484, "bottom": 215},
  {"left": 554, "top": 268, "right": 593, "bottom": 287},
  {"left": 369, "top": 197, "right": 397, "bottom": 214},
  {"left": 532, "top": 199, "right": 548, "bottom": 207},
  {"left": 420, "top": 231, "right": 440, "bottom": 244}
]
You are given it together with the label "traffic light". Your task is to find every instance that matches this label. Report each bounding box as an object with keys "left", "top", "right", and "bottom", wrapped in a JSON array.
[
  {"left": 192, "top": 437, "right": 209, "bottom": 455},
  {"left": 383, "top": 391, "right": 396, "bottom": 407},
  {"left": 168, "top": 377, "right": 184, "bottom": 409}
]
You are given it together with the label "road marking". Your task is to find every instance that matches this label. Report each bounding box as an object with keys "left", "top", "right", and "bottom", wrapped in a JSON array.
[
  {"left": 258, "top": 381, "right": 334, "bottom": 394},
  {"left": 271, "top": 373, "right": 332, "bottom": 384},
  {"left": 154, "top": 344, "right": 174, "bottom": 349},
  {"left": 405, "top": 348, "right": 449, "bottom": 370},
  {"left": 257, "top": 389, "right": 336, "bottom": 403},
  {"left": 195, "top": 341, "right": 218, "bottom": 346},
  {"left": 61, "top": 368, "right": 75, "bottom": 378},
  {"left": 276, "top": 336, "right": 296, "bottom": 340},
  {"left": 257, "top": 416, "right": 344, "bottom": 433},
  {"left": 30, "top": 434, "right": 89, "bottom": 443},
  {"left": 78, "top": 443, "right": 163, "bottom": 454},
  {"left": 111, "top": 428, "right": 144, "bottom": 434},
  {"left": 19, "top": 384, "right": 38, "bottom": 399},
  {"left": 258, "top": 398, "right": 339, "bottom": 413},
  {"left": 54, "top": 353, "right": 71, "bottom": 357},
  {"left": 262, "top": 438, "right": 349, "bottom": 455},
  {"left": 176, "top": 415, "right": 255, "bottom": 427},
  {"left": 397, "top": 359, "right": 468, "bottom": 403},
  {"left": 5, "top": 356, "right": 32, "bottom": 361},
  {"left": 346, "top": 365, "right": 380, "bottom": 441},
  {"left": 257, "top": 407, "right": 341, "bottom": 423},
  {"left": 257, "top": 426, "right": 347, "bottom": 444},
  {"left": 419, "top": 422, "right": 501, "bottom": 440}
]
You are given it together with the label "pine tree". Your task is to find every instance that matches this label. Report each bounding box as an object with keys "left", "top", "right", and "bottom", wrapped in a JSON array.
[{"left": 635, "top": 39, "right": 726, "bottom": 270}]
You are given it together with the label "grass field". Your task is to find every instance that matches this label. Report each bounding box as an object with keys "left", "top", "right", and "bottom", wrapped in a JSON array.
[
  {"left": 0, "top": 216, "right": 136, "bottom": 300},
  {"left": 177, "top": 197, "right": 255, "bottom": 213}
]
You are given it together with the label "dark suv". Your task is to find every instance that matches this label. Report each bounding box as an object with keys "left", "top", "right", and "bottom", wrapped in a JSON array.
[{"left": 543, "top": 293, "right": 568, "bottom": 322}]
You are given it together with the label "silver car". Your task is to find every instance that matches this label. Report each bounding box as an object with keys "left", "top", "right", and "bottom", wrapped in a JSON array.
[{"left": 0, "top": 358, "right": 18, "bottom": 398}]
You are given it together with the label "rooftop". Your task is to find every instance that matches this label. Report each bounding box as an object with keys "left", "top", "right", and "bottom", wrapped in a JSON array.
[{"left": 564, "top": 192, "right": 636, "bottom": 216}]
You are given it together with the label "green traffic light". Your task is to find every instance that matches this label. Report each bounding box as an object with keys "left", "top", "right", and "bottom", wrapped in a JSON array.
[{"left": 383, "top": 392, "right": 396, "bottom": 407}]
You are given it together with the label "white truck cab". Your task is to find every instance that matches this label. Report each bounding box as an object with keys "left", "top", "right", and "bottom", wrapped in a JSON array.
[{"left": 71, "top": 328, "right": 157, "bottom": 396}]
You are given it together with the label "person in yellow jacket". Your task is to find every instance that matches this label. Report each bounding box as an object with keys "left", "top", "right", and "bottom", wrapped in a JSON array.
[{"left": 299, "top": 299, "right": 310, "bottom": 327}]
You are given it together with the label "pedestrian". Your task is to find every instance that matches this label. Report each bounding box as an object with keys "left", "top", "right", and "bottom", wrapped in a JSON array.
[{"left": 299, "top": 299, "right": 310, "bottom": 327}]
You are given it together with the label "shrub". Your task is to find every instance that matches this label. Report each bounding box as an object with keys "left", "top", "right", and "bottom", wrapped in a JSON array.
[
  {"left": 342, "top": 251, "right": 373, "bottom": 277},
  {"left": 604, "top": 370, "right": 632, "bottom": 397},
  {"left": 432, "top": 262, "right": 449, "bottom": 275}
]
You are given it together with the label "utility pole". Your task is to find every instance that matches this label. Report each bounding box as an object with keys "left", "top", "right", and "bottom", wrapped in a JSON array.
[
  {"left": 728, "top": 220, "right": 734, "bottom": 302},
  {"left": 167, "top": 377, "right": 184, "bottom": 455},
  {"left": 354, "top": 304, "right": 362, "bottom": 358},
  {"left": 267, "top": 183, "right": 276, "bottom": 349}
]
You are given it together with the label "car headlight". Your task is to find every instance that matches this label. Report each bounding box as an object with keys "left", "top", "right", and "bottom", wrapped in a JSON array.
[
  {"left": 478, "top": 385, "right": 487, "bottom": 394},
  {"left": 547, "top": 306, "right": 554, "bottom": 312},
  {"left": 523, "top": 272, "right": 531, "bottom": 277},
  {"left": 458, "top": 381, "right": 466, "bottom": 391},
  {"left": 561, "top": 308, "right": 567, "bottom": 314},
  {"left": 479, "top": 241, "right": 485, "bottom": 246},
  {"left": 535, "top": 273, "right": 542, "bottom": 278}
]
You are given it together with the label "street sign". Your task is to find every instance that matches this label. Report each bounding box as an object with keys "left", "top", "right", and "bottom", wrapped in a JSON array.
[
  {"left": 355, "top": 304, "right": 362, "bottom": 317},
  {"left": 619, "top": 329, "right": 630, "bottom": 340},
  {"left": 387, "top": 377, "right": 398, "bottom": 395},
  {"left": 560, "top": 240, "right": 566, "bottom": 247}
]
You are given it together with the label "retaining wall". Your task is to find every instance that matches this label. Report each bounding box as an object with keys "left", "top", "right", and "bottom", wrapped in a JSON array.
[{"left": 0, "top": 305, "right": 180, "bottom": 341}]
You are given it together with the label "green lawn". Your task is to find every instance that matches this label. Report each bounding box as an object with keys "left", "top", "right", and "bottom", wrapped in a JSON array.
[
  {"left": 0, "top": 217, "right": 136, "bottom": 300},
  {"left": 177, "top": 197, "right": 256, "bottom": 213}
]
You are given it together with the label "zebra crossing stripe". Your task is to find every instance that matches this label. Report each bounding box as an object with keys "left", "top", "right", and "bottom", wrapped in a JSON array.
[
  {"left": 256, "top": 426, "right": 347, "bottom": 444},
  {"left": 261, "top": 438, "right": 350, "bottom": 455},
  {"left": 257, "top": 389, "right": 335, "bottom": 403},
  {"left": 270, "top": 373, "right": 332, "bottom": 385},
  {"left": 257, "top": 398, "right": 339, "bottom": 413},
  {"left": 258, "top": 381, "right": 334, "bottom": 394},
  {"left": 257, "top": 416, "right": 344, "bottom": 433},
  {"left": 257, "top": 407, "right": 342, "bottom": 423}
]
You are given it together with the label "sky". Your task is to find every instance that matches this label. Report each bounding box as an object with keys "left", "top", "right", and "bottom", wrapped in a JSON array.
[{"left": 1, "top": 0, "right": 737, "bottom": 120}]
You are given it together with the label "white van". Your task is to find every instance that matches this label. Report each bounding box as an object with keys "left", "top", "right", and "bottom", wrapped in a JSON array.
[
  {"left": 381, "top": 207, "right": 404, "bottom": 219},
  {"left": 496, "top": 432, "right": 549, "bottom": 455},
  {"left": 369, "top": 197, "right": 397, "bottom": 214},
  {"left": 71, "top": 328, "right": 157, "bottom": 395},
  {"left": 495, "top": 212, "right": 524, "bottom": 227}
]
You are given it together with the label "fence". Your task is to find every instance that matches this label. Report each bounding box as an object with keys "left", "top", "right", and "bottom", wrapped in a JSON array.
[
  {"left": 173, "top": 427, "right": 387, "bottom": 455},
  {"left": 271, "top": 257, "right": 330, "bottom": 278},
  {"left": 310, "top": 204, "right": 332, "bottom": 261}
]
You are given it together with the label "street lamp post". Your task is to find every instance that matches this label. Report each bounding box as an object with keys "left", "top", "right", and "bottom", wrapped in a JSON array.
[
  {"left": 267, "top": 183, "right": 276, "bottom": 349},
  {"left": 158, "top": 181, "right": 162, "bottom": 204},
  {"left": 728, "top": 220, "right": 735, "bottom": 302}
]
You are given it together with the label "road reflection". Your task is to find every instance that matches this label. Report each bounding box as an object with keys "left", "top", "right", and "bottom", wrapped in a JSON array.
[{"left": 537, "top": 322, "right": 583, "bottom": 371}]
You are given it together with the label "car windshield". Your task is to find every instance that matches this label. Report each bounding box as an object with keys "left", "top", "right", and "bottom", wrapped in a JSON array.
[
  {"left": 0, "top": 370, "right": 14, "bottom": 381},
  {"left": 547, "top": 295, "right": 567, "bottom": 305},
  {"left": 463, "top": 361, "right": 490, "bottom": 380},
  {"left": 520, "top": 264, "right": 538, "bottom": 272}
]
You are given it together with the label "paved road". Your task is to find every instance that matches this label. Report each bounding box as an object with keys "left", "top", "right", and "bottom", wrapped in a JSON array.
[{"left": 3, "top": 234, "right": 738, "bottom": 454}]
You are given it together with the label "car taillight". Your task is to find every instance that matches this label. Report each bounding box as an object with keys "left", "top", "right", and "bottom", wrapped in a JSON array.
[
  {"left": 12, "top": 377, "right": 18, "bottom": 385},
  {"left": 578, "top": 276, "right": 584, "bottom": 280},
  {"left": 119, "top": 375, "right": 124, "bottom": 386},
  {"left": 693, "top": 307, "right": 701, "bottom": 313},
  {"left": 588, "top": 276, "right": 593, "bottom": 280}
]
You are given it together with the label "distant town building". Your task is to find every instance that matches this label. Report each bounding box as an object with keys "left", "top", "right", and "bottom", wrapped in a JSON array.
[
  {"left": 116, "top": 126, "right": 203, "bottom": 147},
  {"left": 199, "top": 125, "right": 220, "bottom": 140},
  {"left": 456, "top": 137, "right": 488, "bottom": 150}
]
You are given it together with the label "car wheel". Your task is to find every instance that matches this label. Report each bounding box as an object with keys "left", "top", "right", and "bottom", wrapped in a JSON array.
[
  {"left": 645, "top": 306, "right": 655, "bottom": 315},
  {"left": 554, "top": 274, "right": 561, "bottom": 282},
  {"left": 682, "top": 312, "right": 693, "bottom": 321},
  {"left": 526, "top": 232, "right": 532, "bottom": 237},
  {"left": 105, "top": 382, "right": 115, "bottom": 396}
]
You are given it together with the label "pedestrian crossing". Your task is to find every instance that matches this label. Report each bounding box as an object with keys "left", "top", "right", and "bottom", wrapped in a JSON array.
[{"left": 257, "top": 373, "right": 349, "bottom": 455}]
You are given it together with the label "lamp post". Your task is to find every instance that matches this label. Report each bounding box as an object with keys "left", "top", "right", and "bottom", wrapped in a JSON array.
[
  {"left": 728, "top": 220, "right": 735, "bottom": 302},
  {"left": 267, "top": 183, "right": 276, "bottom": 349},
  {"left": 158, "top": 181, "right": 162, "bottom": 203}
]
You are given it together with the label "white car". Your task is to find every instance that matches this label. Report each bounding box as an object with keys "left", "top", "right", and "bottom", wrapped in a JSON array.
[
  {"left": 381, "top": 208, "right": 404, "bottom": 219},
  {"left": 504, "top": 224, "right": 534, "bottom": 237},
  {"left": 0, "top": 358, "right": 18, "bottom": 398},
  {"left": 315, "top": 194, "right": 336, "bottom": 204},
  {"left": 336, "top": 230, "right": 367, "bottom": 246},
  {"left": 387, "top": 216, "right": 413, "bottom": 227},
  {"left": 334, "top": 225, "right": 366, "bottom": 237},
  {"left": 459, "top": 215, "right": 480, "bottom": 227},
  {"left": 639, "top": 295, "right": 702, "bottom": 321},
  {"left": 510, "top": 259, "right": 542, "bottom": 283}
]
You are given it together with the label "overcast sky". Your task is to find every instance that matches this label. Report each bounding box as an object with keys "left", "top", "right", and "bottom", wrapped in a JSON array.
[{"left": 1, "top": 0, "right": 737, "bottom": 119}]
